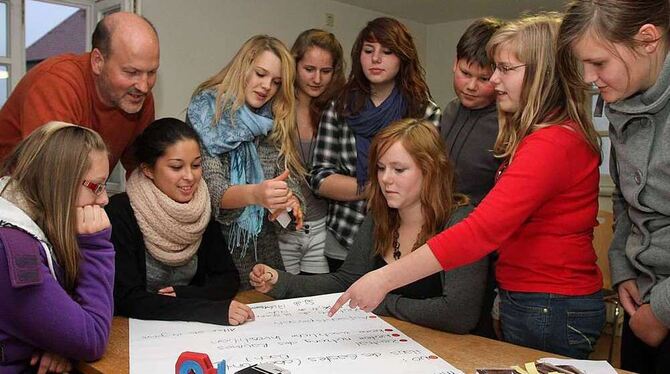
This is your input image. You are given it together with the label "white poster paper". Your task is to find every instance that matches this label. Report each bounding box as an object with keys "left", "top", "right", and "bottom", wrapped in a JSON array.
[
  {"left": 130, "top": 293, "right": 462, "bottom": 374},
  {"left": 538, "top": 358, "right": 617, "bottom": 374}
]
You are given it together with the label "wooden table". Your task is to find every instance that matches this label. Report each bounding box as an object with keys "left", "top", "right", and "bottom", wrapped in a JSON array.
[{"left": 78, "top": 291, "right": 633, "bottom": 374}]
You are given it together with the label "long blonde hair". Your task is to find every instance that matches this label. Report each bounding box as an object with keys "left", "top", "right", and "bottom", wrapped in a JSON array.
[
  {"left": 487, "top": 13, "right": 600, "bottom": 160},
  {"left": 1, "top": 122, "right": 107, "bottom": 291},
  {"left": 367, "top": 119, "right": 468, "bottom": 257},
  {"left": 193, "top": 35, "right": 304, "bottom": 176}
]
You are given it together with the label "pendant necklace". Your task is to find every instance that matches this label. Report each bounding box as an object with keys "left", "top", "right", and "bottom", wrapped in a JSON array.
[
  {"left": 297, "top": 124, "right": 316, "bottom": 167},
  {"left": 392, "top": 228, "right": 421, "bottom": 260}
]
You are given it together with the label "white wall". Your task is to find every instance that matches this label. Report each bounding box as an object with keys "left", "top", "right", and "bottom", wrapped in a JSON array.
[
  {"left": 141, "top": 0, "right": 428, "bottom": 119},
  {"left": 425, "top": 18, "right": 477, "bottom": 108}
]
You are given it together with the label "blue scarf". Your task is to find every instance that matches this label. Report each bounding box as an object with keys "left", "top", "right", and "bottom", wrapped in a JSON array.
[
  {"left": 347, "top": 86, "right": 407, "bottom": 191},
  {"left": 188, "top": 89, "right": 273, "bottom": 257}
]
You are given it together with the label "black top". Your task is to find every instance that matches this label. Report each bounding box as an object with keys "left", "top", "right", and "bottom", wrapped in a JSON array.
[
  {"left": 374, "top": 256, "right": 443, "bottom": 299},
  {"left": 106, "top": 193, "right": 240, "bottom": 325}
]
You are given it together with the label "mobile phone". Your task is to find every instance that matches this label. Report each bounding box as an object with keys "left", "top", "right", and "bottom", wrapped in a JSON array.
[
  {"left": 275, "top": 210, "right": 291, "bottom": 228},
  {"left": 269, "top": 209, "right": 291, "bottom": 228},
  {"left": 234, "top": 363, "right": 290, "bottom": 374}
]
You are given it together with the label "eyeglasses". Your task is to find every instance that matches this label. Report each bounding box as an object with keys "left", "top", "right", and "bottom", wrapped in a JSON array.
[
  {"left": 82, "top": 180, "right": 107, "bottom": 196},
  {"left": 492, "top": 63, "right": 526, "bottom": 74}
]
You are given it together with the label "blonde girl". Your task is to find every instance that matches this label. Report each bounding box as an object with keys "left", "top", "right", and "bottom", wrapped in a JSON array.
[
  {"left": 187, "top": 35, "right": 303, "bottom": 289},
  {"left": 0, "top": 122, "right": 112, "bottom": 373},
  {"left": 331, "top": 14, "right": 605, "bottom": 359}
]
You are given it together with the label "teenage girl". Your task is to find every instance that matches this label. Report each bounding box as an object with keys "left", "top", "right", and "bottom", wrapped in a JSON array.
[
  {"left": 330, "top": 14, "right": 605, "bottom": 359},
  {"left": 278, "top": 29, "right": 345, "bottom": 275},
  {"left": 0, "top": 123, "right": 112, "bottom": 373},
  {"left": 311, "top": 17, "right": 441, "bottom": 271},
  {"left": 558, "top": 1, "right": 670, "bottom": 372}
]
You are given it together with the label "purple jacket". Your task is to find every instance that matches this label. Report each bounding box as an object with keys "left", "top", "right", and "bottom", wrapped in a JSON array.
[{"left": 0, "top": 227, "right": 114, "bottom": 373}]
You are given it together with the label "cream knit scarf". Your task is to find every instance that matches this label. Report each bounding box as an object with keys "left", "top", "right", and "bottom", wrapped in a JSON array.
[{"left": 126, "top": 169, "right": 211, "bottom": 266}]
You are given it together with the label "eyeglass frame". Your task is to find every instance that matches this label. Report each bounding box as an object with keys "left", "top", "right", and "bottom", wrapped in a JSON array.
[
  {"left": 491, "top": 63, "right": 527, "bottom": 74},
  {"left": 82, "top": 180, "right": 107, "bottom": 196}
]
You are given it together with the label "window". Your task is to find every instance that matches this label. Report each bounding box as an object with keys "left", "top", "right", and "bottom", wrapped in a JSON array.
[
  {"left": 3, "top": 0, "right": 133, "bottom": 193},
  {"left": 26, "top": 1, "right": 87, "bottom": 71},
  {"left": 0, "top": 0, "right": 22, "bottom": 106}
]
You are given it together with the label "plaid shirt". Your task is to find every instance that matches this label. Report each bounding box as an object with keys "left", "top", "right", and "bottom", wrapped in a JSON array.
[{"left": 310, "top": 99, "right": 441, "bottom": 252}]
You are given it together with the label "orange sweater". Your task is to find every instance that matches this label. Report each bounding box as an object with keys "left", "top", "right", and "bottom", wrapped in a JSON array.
[{"left": 0, "top": 53, "right": 154, "bottom": 170}]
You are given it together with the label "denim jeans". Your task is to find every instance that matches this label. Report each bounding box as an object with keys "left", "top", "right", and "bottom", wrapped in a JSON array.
[{"left": 499, "top": 289, "right": 605, "bottom": 358}]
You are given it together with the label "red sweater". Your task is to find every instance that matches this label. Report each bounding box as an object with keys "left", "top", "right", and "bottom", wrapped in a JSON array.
[
  {"left": 0, "top": 53, "right": 154, "bottom": 170},
  {"left": 428, "top": 123, "right": 602, "bottom": 295}
]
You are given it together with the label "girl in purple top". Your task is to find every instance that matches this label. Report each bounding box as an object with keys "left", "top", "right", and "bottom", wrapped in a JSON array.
[{"left": 0, "top": 122, "right": 114, "bottom": 374}]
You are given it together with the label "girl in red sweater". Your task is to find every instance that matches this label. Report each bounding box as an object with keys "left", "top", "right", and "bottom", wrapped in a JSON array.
[{"left": 330, "top": 14, "right": 605, "bottom": 359}]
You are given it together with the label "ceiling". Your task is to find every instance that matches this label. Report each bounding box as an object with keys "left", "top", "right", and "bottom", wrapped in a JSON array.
[{"left": 333, "top": 0, "right": 568, "bottom": 24}]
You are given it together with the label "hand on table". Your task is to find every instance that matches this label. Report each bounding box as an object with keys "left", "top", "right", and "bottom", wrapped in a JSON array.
[{"left": 229, "top": 300, "right": 255, "bottom": 326}]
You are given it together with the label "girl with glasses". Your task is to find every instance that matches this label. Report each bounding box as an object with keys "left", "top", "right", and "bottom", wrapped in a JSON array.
[
  {"left": 0, "top": 122, "right": 113, "bottom": 373},
  {"left": 331, "top": 14, "right": 605, "bottom": 359}
]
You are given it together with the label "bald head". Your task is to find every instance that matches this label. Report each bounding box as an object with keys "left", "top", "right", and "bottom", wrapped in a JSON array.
[
  {"left": 90, "top": 12, "right": 160, "bottom": 114},
  {"left": 92, "top": 12, "right": 158, "bottom": 57}
]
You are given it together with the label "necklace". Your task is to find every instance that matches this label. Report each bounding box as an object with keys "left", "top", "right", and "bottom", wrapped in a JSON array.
[
  {"left": 392, "top": 229, "right": 401, "bottom": 260},
  {"left": 392, "top": 227, "right": 421, "bottom": 260},
  {"left": 296, "top": 109, "right": 316, "bottom": 167},
  {"left": 297, "top": 133, "right": 316, "bottom": 167}
]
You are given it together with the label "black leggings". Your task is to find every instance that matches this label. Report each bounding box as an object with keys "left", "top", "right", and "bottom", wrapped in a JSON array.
[
  {"left": 621, "top": 312, "right": 670, "bottom": 374},
  {"left": 326, "top": 256, "right": 344, "bottom": 272}
]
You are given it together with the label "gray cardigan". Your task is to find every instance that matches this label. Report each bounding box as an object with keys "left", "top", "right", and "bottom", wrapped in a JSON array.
[
  {"left": 202, "top": 134, "right": 304, "bottom": 290},
  {"left": 606, "top": 52, "right": 670, "bottom": 328},
  {"left": 268, "top": 205, "right": 489, "bottom": 334}
]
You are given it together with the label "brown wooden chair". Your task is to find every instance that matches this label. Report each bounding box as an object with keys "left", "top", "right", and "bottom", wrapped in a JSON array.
[{"left": 594, "top": 211, "right": 614, "bottom": 290}]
